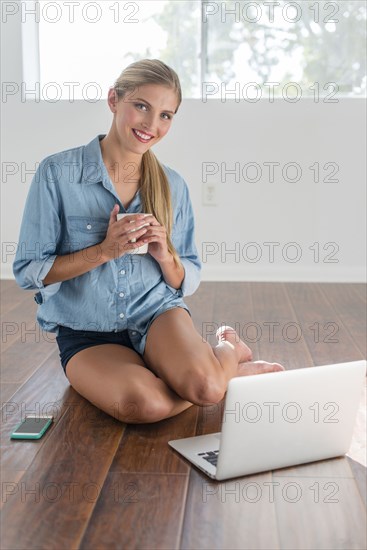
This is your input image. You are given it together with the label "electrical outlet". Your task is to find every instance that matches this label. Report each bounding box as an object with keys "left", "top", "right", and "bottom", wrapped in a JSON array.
[{"left": 202, "top": 182, "right": 218, "bottom": 206}]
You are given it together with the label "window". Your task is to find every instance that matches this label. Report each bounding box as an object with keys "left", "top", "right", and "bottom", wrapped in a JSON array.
[
  {"left": 22, "top": 0, "right": 366, "bottom": 100},
  {"left": 201, "top": 0, "right": 366, "bottom": 100}
]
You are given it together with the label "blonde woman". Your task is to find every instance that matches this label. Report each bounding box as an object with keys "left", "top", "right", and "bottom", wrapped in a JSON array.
[{"left": 13, "top": 59, "right": 284, "bottom": 424}]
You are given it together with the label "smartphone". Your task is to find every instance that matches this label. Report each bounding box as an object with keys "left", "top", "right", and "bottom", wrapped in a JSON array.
[{"left": 10, "top": 415, "right": 53, "bottom": 440}]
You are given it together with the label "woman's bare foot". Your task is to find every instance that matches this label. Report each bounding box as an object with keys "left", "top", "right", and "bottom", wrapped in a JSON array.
[
  {"left": 237, "top": 360, "right": 285, "bottom": 376},
  {"left": 215, "top": 325, "right": 285, "bottom": 376},
  {"left": 216, "top": 325, "right": 253, "bottom": 363}
]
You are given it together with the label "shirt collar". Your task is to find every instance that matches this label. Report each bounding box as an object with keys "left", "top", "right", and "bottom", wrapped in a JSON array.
[{"left": 80, "top": 134, "right": 109, "bottom": 185}]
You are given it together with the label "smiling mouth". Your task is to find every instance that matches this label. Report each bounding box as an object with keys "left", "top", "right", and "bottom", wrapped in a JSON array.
[{"left": 132, "top": 129, "right": 154, "bottom": 143}]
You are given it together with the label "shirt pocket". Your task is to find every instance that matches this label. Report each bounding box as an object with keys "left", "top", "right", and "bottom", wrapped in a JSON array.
[{"left": 66, "top": 216, "right": 109, "bottom": 251}]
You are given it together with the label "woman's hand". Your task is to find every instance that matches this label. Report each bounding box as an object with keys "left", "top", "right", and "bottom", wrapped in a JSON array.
[
  {"left": 100, "top": 204, "right": 150, "bottom": 261},
  {"left": 137, "top": 213, "right": 172, "bottom": 264}
]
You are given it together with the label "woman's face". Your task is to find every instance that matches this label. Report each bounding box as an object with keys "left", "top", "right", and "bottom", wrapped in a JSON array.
[{"left": 109, "top": 83, "right": 179, "bottom": 155}]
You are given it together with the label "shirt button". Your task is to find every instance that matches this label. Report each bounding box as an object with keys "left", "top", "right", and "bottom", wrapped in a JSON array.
[
  {"left": 119, "top": 313, "right": 125, "bottom": 319},
  {"left": 131, "top": 331, "right": 137, "bottom": 336},
  {"left": 119, "top": 292, "right": 124, "bottom": 298},
  {"left": 86, "top": 224, "right": 92, "bottom": 230},
  {"left": 120, "top": 270, "right": 125, "bottom": 275}
]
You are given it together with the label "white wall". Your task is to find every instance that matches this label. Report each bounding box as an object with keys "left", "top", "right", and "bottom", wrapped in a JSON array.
[{"left": 1, "top": 10, "right": 366, "bottom": 282}]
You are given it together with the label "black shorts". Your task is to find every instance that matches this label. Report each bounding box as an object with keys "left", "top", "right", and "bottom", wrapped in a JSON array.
[{"left": 56, "top": 325, "right": 136, "bottom": 375}]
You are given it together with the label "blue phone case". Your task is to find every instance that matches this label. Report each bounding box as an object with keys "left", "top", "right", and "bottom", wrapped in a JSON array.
[{"left": 10, "top": 416, "right": 53, "bottom": 440}]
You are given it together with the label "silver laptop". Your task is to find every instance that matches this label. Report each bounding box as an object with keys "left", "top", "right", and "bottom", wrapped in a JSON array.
[{"left": 169, "top": 360, "right": 366, "bottom": 480}]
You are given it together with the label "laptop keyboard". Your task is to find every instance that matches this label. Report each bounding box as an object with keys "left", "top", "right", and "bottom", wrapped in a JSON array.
[{"left": 198, "top": 450, "right": 219, "bottom": 466}]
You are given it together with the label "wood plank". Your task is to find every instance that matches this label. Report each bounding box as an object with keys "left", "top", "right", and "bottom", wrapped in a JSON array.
[
  {"left": 185, "top": 281, "right": 216, "bottom": 346},
  {"left": 0, "top": 279, "right": 16, "bottom": 293},
  {"left": 213, "top": 281, "right": 260, "bottom": 359},
  {"left": 285, "top": 282, "right": 363, "bottom": 365},
  {"left": 80, "top": 473, "right": 188, "bottom": 550},
  {"left": 1, "top": 302, "right": 56, "bottom": 355},
  {"left": 318, "top": 283, "right": 367, "bottom": 357},
  {"left": 195, "top": 400, "right": 224, "bottom": 436},
  {"left": 0, "top": 470, "right": 26, "bottom": 511},
  {"left": 250, "top": 282, "right": 313, "bottom": 369},
  {"left": 110, "top": 405, "right": 198, "bottom": 474},
  {"left": 1, "top": 331, "right": 57, "bottom": 384},
  {"left": 0, "top": 281, "right": 32, "bottom": 316},
  {"left": 1, "top": 352, "right": 71, "bottom": 471},
  {"left": 0, "top": 282, "right": 59, "bottom": 389},
  {"left": 347, "top": 457, "right": 367, "bottom": 508},
  {"left": 181, "top": 468, "right": 280, "bottom": 549},
  {"left": 272, "top": 455, "right": 354, "bottom": 479},
  {"left": 1, "top": 397, "right": 124, "bottom": 550},
  {"left": 352, "top": 283, "right": 366, "bottom": 305},
  {"left": 0, "top": 382, "right": 22, "bottom": 404},
  {"left": 274, "top": 476, "right": 366, "bottom": 549}
]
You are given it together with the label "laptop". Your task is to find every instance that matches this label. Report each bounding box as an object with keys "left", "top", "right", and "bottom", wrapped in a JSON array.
[{"left": 168, "top": 360, "right": 366, "bottom": 480}]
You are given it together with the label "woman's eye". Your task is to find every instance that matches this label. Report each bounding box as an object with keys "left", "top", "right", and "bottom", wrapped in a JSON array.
[{"left": 134, "top": 103, "right": 171, "bottom": 120}]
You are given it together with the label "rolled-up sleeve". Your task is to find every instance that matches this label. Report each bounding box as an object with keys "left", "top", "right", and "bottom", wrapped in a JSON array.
[
  {"left": 13, "top": 158, "right": 62, "bottom": 304},
  {"left": 172, "top": 180, "right": 201, "bottom": 297}
]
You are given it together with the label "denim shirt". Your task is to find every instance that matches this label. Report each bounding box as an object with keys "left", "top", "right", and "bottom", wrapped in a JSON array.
[{"left": 13, "top": 134, "right": 201, "bottom": 354}]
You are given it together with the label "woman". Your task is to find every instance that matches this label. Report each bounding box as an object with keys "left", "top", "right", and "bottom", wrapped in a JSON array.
[{"left": 13, "top": 59, "right": 284, "bottom": 424}]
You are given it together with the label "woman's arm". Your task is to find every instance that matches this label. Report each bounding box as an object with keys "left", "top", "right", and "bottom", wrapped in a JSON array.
[
  {"left": 42, "top": 244, "right": 107, "bottom": 286},
  {"left": 13, "top": 158, "right": 63, "bottom": 303},
  {"left": 43, "top": 206, "right": 150, "bottom": 285},
  {"left": 14, "top": 175, "right": 149, "bottom": 290},
  {"left": 157, "top": 254, "right": 185, "bottom": 290}
]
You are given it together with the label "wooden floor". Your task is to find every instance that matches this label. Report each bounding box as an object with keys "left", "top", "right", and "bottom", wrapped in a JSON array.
[{"left": 1, "top": 280, "right": 366, "bottom": 550}]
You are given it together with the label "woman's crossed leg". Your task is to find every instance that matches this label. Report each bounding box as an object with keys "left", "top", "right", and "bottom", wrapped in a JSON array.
[
  {"left": 143, "top": 308, "right": 284, "bottom": 407},
  {"left": 65, "top": 344, "right": 193, "bottom": 424},
  {"left": 66, "top": 307, "right": 284, "bottom": 424}
]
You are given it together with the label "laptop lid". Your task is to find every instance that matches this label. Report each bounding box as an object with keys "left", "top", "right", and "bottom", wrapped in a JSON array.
[{"left": 215, "top": 360, "right": 366, "bottom": 480}]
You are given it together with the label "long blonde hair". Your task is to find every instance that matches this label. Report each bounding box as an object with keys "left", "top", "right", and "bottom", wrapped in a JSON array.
[{"left": 113, "top": 59, "right": 182, "bottom": 267}]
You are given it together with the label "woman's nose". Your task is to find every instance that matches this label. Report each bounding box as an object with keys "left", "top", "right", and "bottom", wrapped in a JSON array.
[{"left": 142, "top": 112, "right": 159, "bottom": 132}]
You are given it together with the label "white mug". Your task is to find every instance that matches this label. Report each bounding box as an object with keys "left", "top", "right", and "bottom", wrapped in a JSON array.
[{"left": 117, "top": 213, "right": 149, "bottom": 254}]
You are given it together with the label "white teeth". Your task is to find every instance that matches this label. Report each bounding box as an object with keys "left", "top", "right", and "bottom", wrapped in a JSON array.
[{"left": 133, "top": 129, "right": 152, "bottom": 140}]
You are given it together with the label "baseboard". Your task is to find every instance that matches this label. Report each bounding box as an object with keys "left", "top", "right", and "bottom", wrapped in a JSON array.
[
  {"left": 1, "top": 262, "right": 366, "bottom": 283},
  {"left": 201, "top": 264, "right": 367, "bottom": 282}
]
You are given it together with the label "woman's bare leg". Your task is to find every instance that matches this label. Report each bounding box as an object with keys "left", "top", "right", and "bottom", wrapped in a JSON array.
[
  {"left": 65, "top": 344, "right": 193, "bottom": 423},
  {"left": 65, "top": 311, "right": 284, "bottom": 424},
  {"left": 143, "top": 308, "right": 284, "bottom": 407}
]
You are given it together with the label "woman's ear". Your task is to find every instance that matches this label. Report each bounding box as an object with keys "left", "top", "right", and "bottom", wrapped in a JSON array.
[{"left": 107, "top": 88, "right": 118, "bottom": 113}]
